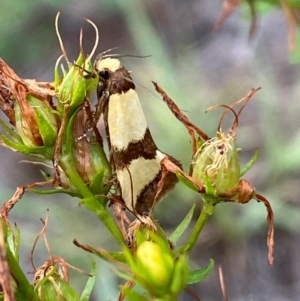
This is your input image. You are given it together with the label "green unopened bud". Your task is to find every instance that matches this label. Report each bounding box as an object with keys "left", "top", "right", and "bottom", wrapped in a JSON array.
[
  {"left": 192, "top": 131, "right": 240, "bottom": 195},
  {"left": 34, "top": 265, "right": 80, "bottom": 301},
  {"left": 60, "top": 109, "right": 111, "bottom": 194},
  {"left": 15, "top": 95, "right": 58, "bottom": 148},
  {"left": 55, "top": 52, "right": 98, "bottom": 111},
  {"left": 170, "top": 255, "right": 189, "bottom": 294},
  {"left": 135, "top": 241, "right": 174, "bottom": 296}
]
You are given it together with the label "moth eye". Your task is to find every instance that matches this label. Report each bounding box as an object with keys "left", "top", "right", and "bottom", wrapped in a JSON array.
[{"left": 99, "top": 70, "right": 110, "bottom": 81}]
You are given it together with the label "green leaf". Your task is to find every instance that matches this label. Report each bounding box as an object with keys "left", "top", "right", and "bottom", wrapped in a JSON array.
[
  {"left": 80, "top": 257, "right": 96, "bottom": 301},
  {"left": 169, "top": 204, "right": 195, "bottom": 245},
  {"left": 28, "top": 96, "right": 58, "bottom": 147},
  {"left": 0, "top": 118, "right": 22, "bottom": 142},
  {"left": 187, "top": 259, "right": 214, "bottom": 284},
  {"left": 29, "top": 187, "right": 80, "bottom": 197},
  {"left": 1, "top": 221, "right": 35, "bottom": 301},
  {"left": 0, "top": 133, "right": 53, "bottom": 159},
  {"left": 240, "top": 148, "right": 259, "bottom": 177},
  {"left": 5, "top": 241, "right": 36, "bottom": 300},
  {"left": 121, "top": 286, "right": 149, "bottom": 301},
  {"left": 6, "top": 224, "right": 20, "bottom": 261}
]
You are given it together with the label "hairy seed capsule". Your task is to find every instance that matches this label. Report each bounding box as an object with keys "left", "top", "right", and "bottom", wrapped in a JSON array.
[{"left": 192, "top": 132, "right": 240, "bottom": 194}]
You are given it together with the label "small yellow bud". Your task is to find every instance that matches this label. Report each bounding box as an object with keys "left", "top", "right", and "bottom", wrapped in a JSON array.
[{"left": 136, "top": 241, "right": 174, "bottom": 295}]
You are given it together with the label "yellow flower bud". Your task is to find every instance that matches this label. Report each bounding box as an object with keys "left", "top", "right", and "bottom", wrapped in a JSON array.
[{"left": 136, "top": 241, "right": 174, "bottom": 295}]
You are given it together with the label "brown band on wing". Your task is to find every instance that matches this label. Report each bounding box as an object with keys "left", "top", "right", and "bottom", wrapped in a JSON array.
[
  {"left": 135, "top": 170, "right": 162, "bottom": 216},
  {"left": 112, "top": 128, "right": 158, "bottom": 170},
  {"left": 134, "top": 155, "right": 181, "bottom": 216}
]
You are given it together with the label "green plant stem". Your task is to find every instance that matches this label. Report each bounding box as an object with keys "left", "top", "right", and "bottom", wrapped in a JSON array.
[
  {"left": 59, "top": 107, "right": 124, "bottom": 244},
  {"left": 59, "top": 154, "right": 123, "bottom": 244},
  {"left": 177, "top": 199, "right": 214, "bottom": 254},
  {"left": 155, "top": 295, "right": 177, "bottom": 301}
]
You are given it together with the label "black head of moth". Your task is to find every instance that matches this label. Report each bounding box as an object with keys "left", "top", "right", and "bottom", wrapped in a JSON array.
[{"left": 94, "top": 56, "right": 182, "bottom": 216}]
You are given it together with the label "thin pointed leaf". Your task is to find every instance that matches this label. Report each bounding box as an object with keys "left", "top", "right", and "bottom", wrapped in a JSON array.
[
  {"left": 6, "top": 225, "right": 20, "bottom": 261},
  {"left": 240, "top": 148, "right": 259, "bottom": 177},
  {"left": 80, "top": 258, "right": 96, "bottom": 301},
  {"left": 0, "top": 118, "right": 22, "bottom": 142},
  {"left": 187, "top": 259, "right": 214, "bottom": 284},
  {"left": 29, "top": 187, "right": 79, "bottom": 197},
  {"left": 169, "top": 204, "right": 195, "bottom": 245},
  {"left": 5, "top": 240, "right": 36, "bottom": 300}
]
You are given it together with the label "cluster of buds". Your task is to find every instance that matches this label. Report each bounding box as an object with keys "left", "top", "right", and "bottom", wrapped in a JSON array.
[
  {"left": 0, "top": 12, "right": 277, "bottom": 301},
  {"left": 0, "top": 14, "right": 111, "bottom": 199},
  {"left": 0, "top": 58, "right": 58, "bottom": 160},
  {"left": 192, "top": 130, "right": 240, "bottom": 196}
]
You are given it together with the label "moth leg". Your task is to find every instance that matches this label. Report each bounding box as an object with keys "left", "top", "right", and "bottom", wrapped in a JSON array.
[{"left": 109, "top": 198, "right": 131, "bottom": 240}]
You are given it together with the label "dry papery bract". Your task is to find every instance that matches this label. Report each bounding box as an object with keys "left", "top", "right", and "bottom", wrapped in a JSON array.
[{"left": 0, "top": 58, "right": 55, "bottom": 148}]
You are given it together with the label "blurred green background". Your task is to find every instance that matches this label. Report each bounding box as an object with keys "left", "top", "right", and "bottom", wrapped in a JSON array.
[{"left": 0, "top": 0, "right": 300, "bottom": 300}]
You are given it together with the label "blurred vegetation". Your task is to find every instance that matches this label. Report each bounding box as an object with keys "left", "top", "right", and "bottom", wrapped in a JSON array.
[{"left": 0, "top": 0, "right": 300, "bottom": 300}]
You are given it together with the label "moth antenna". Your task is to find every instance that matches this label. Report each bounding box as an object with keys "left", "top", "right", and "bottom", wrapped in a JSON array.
[
  {"left": 85, "top": 18, "right": 99, "bottom": 62},
  {"left": 103, "top": 54, "right": 151, "bottom": 59},
  {"left": 124, "top": 165, "right": 135, "bottom": 215},
  {"left": 95, "top": 47, "right": 120, "bottom": 62},
  {"left": 134, "top": 79, "right": 164, "bottom": 101},
  {"left": 55, "top": 12, "right": 69, "bottom": 64},
  {"left": 120, "top": 74, "right": 166, "bottom": 105},
  {"left": 114, "top": 162, "right": 143, "bottom": 221}
]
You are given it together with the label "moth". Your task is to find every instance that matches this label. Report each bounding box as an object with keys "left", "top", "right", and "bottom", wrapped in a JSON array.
[{"left": 94, "top": 56, "right": 181, "bottom": 216}]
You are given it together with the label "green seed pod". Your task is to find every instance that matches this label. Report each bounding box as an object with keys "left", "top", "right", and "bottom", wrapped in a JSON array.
[
  {"left": 55, "top": 52, "right": 86, "bottom": 107},
  {"left": 192, "top": 131, "right": 240, "bottom": 195}
]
